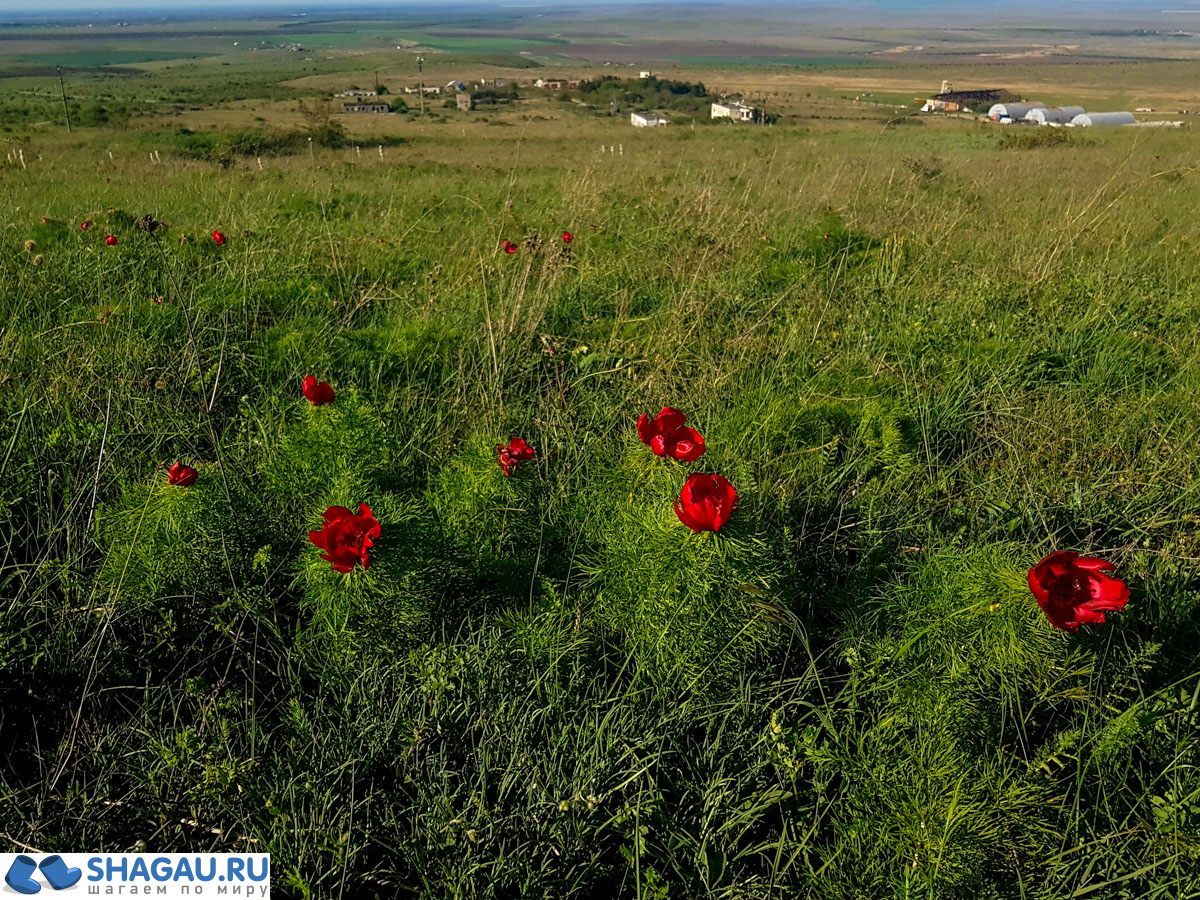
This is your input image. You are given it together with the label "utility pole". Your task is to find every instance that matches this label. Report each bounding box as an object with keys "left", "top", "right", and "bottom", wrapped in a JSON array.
[
  {"left": 56, "top": 66, "right": 72, "bottom": 133},
  {"left": 417, "top": 56, "right": 425, "bottom": 115}
]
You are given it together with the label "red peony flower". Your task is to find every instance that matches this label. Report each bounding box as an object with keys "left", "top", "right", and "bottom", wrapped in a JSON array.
[
  {"left": 105, "top": 235, "right": 118, "bottom": 246},
  {"left": 302, "top": 374, "right": 335, "bottom": 406},
  {"left": 1028, "top": 551, "right": 1130, "bottom": 632},
  {"left": 167, "top": 462, "right": 198, "bottom": 487},
  {"left": 80, "top": 221, "right": 92, "bottom": 230},
  {"left": 637, "top": 406, "right": 705, "bottom": 462},
  {"left": 212, "top": 230, "right": 227, "bottom": 246},
  {"left": 495, "top": 437, "right": 536, "bottom": 476},
  {"left": 562, "top": 231, "right": 572, "bottom": 243},
  {"left": 503, "top": 240, "right": 517, "bottom": 254},
  {"left": 308, "top": 503, "right": 381, "bottom": 573},
  {"left": 674, "top": 473, "right": 738, "bottom": 533}
]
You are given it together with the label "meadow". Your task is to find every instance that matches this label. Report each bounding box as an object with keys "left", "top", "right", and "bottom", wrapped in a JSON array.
[{"left": 1, "top": 48, "right": 1200, "bottom": 899}]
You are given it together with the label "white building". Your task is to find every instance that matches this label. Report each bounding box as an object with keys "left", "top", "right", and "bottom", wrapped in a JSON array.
[
  {"left": 631, "top": 111, "right": 669, "bottom": 127},
  {"left": 711, "top": 101, "right": 759, "bottom": 123},
  {"left": 987, "top": 102, "right": 1045, "bottom": 121},
  {"left": 335, "top": 89, "right": 376, "bottom": 98},
  {"left": 1070, "top": 111, "right": 1136, "bottom": 126},
  {"left": 1024, "top": 106, "right": 1085, "bottom": 125}
]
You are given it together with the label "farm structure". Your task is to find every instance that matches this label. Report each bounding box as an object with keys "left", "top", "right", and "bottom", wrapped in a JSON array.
[
  {"left": 1070, "top": 111, "right": 1136, "bottom": 126},
  {"left": 342, "top": 102, "right": 390, "bottom": 114},
  {"left": 631, "top": 111, "right": 669, "bottom": 127},
  {"left": 1024, "top": 106, "right": 1085, "bottom": 125},
  {"left": 988, "top": 102, "right": 1046, "bottom": 121},
  {"left": 922, "top": 88, "right": 1012, "bottom": 112},
  {"left": 711, "top": 101, "right": 760, "bottom": 122}
]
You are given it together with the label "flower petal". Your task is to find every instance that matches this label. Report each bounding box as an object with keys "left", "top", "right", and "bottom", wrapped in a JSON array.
[{"left": 657, "top": 407, "right": 686, "bottom": 432}]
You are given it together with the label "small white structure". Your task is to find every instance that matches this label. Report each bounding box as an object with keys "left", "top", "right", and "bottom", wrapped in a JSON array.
[
  {"left": 711, "top": 101, "right": 759, "bottom": 122},
  {"left": 631, "top": 111, "right": 669, "bottom": 127},
  {"left": 639, "top": 70, "right": 654, "bottom": 78},
  {"left": 1070, "top": 111, "right": 1136, "bottom": 127},
  {"left": 1025, "top": 106, "right": 1085, "bottom": 125},
  {"left": 987, "top": 101, "right": 1045, "bottom": 121},
  {"left": 335, "top": 89, "right": 376, "bottom": 98}
]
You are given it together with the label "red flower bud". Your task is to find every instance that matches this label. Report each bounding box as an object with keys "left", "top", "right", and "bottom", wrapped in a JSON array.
[
  {"left": 212, "top": 230, "right": 227, "bottom": 246},
  {"left": 1028, "top": 551, "right": 1130, "bottom": 632},
  {"left": 105, "top": 235, "right": 118, "bottom": 246},
  {"left": 80, "top": 221, "right": 92, "bottom": 230},
  {"left": 308, "top": 503, "right": 381, "bottom": 573},
  {"left": 674, "top": 473, "right": 737, "bottom": 533},
  {"left": 167, "top": 462, "right": 198, "bottom": 487},
  {"left": 503, "top": 240, "right": 517, "bottom": 254},
  {"left": 495, "top": 437, "right": 536, "bottom": 476},
  {"left": 302, "top": 374, "right": 335, "bottom": 406},
  {"left": 562, "top": 231, "right": 572, "bottom": 243},
  {"left": 636, "top": 407, "right": 705, "bottom": 462}
]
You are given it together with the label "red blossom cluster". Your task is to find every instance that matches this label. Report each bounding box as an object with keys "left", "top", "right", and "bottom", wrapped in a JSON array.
[
  {"left": 501, "top": 228, "right": 574, "bottom": 254},
  {"left": 495, "top": 437, "right": 536, "bottom": 476},
  {"left": 309, "top": 504, "right": 381, "bottom": 573},
  {"left": 302, "top": 375, "right": 335, "bottom": 407},
  {"left": 167, "top": 462, "right": 198, "bottom": 487},
  {"left": 1027, "top": 551, "right": 1130, "bottom": 632},
  {"left": 637, "top": 405, "right": 736, "bottom": 533}
]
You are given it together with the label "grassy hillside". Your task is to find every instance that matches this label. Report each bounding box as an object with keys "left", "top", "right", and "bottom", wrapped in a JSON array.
[{"left": 2, "top": 95, "right": 1200, "bottom": 897}]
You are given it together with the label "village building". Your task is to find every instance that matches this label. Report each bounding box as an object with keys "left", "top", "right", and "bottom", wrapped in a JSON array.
[
  {"left": 335, "top": 89, "right": 376, "bottom": 98},
  {"left": 342, "top": 101, "right": 390, "bottom": 115},
  {"left": 631, "top": 111, "right": 669, "bottom": 127},
  {"left": 535, "top": 78, "right": 581, "bottom": 90},
  {"left": 404, "top": 85, "right": 441, "bottom": 95},
  {"left": 456, "top": 92, "right": 473, "bottom": 112},
  {"left": 922, "top": 88, "right": 1010, "bottom": 113},
  {"left": 711, "top": 101, "right": 759, "bottom": 123}
]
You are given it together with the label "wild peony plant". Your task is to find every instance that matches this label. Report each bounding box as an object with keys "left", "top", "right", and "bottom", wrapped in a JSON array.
[
  {"left": 97, "top": 467, "right": 249, "bottom": 614},
  {"left": 427, "top": 433, "right": 547, "bottom": 584},
  {"left": 296, "top": 486, "right": 441, "bottom": 672},
  {"left": 574, "top": 445, "right": 777, "bottom": 692},
  {"left": 259, "top": 387, "right": 390, "bottom": 519}
]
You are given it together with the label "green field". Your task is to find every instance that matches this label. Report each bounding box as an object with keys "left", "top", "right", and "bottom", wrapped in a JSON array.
[{"left": 2, "top": 17, "right": 1200, "bottom": 899}]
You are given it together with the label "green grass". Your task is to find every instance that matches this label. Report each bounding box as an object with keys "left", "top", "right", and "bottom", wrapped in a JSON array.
[{"left": 0, "top": 71, "right": 1199, "bottom": 899}]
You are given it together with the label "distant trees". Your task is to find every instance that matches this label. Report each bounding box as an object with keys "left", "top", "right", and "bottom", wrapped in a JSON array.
[{"left": 577, "top": 75, "right": 711, "bottom": 113}]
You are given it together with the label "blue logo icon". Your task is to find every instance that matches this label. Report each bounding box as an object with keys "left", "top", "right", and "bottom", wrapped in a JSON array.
[{"left": 4, "top": 855, "right": 82, "bottom": 894}]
